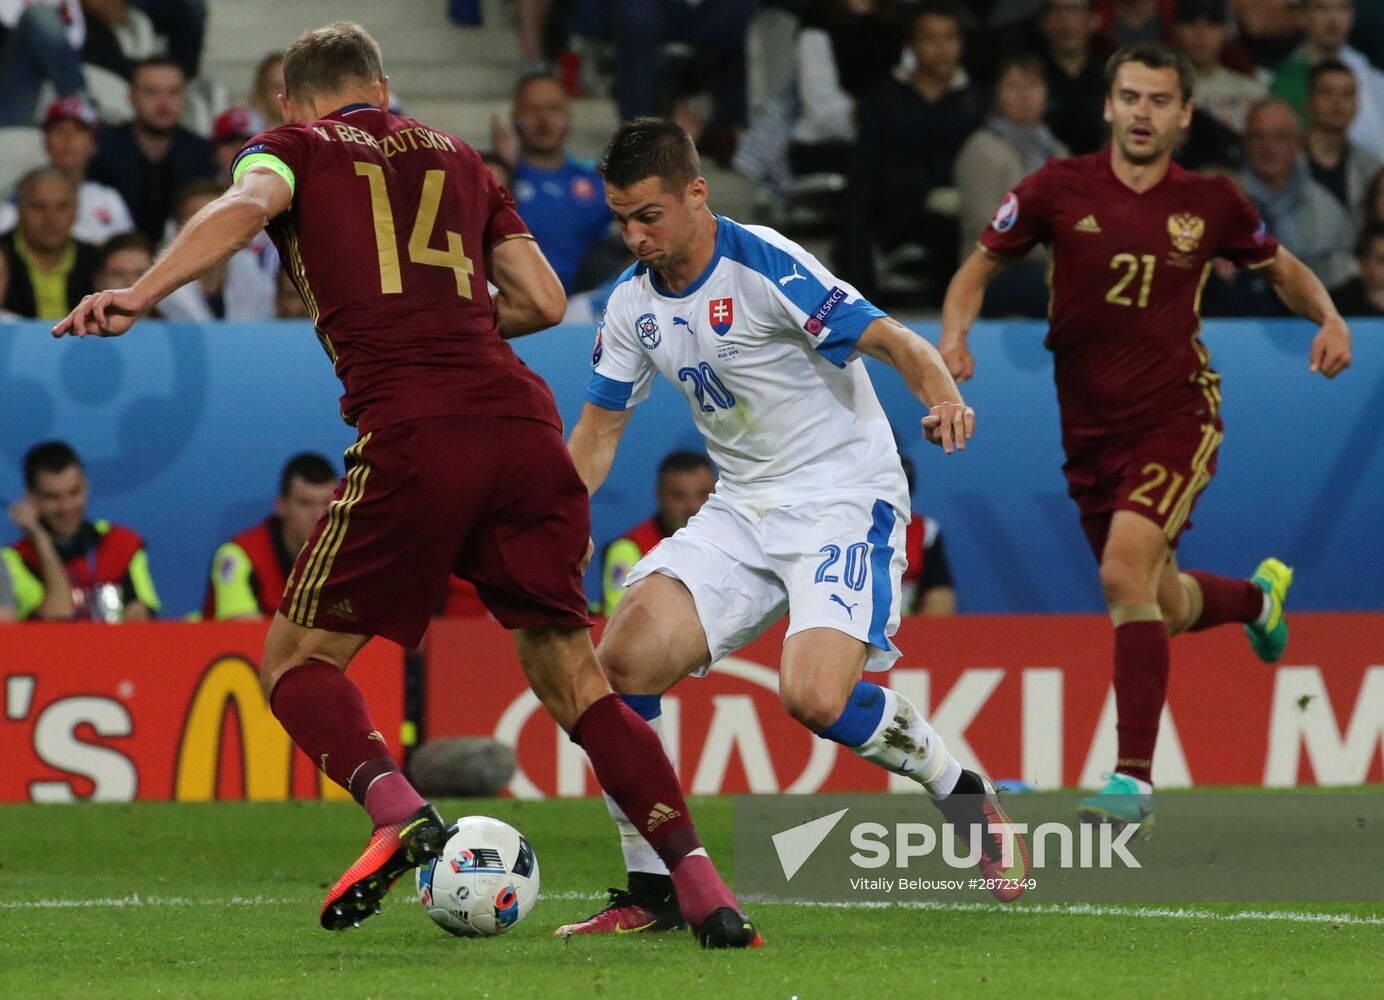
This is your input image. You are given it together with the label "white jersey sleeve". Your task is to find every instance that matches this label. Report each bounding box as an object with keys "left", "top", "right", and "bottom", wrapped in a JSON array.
[
  {"left": 729, "top": 224, "right": 884, "bottom": 368},
  {"left": 586, "top": 267, "right": 657, "bottom": 410}
]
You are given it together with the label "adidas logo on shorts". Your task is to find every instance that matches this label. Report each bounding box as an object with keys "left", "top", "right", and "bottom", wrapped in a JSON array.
[{"left": 327, "top": 598, "right": 357, "bottom": 621}]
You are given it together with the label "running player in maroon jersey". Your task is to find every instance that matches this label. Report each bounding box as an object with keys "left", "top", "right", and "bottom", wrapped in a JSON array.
[
  {"left": 52, "top": 23, "right": 758, "bottom": 948},
  {"left": 940, "top": 42, "right": 1351, "bottom": 827}
]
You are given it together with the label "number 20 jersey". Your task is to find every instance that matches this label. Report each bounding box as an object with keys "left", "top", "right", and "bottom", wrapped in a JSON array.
[
  {"left": 978, "top": 152, "right": 1279, "bottom": 437},
  {"left": 231, "top": 104, "right": 560, "bottom": 434},
  {"left": 589, "top": 217, "right": 908, "bottom": 512}
]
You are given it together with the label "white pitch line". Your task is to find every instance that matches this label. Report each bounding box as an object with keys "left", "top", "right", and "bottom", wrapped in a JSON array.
[
  {"left": 739, "top": 897, "right": 1384, "bottom": 927},
  {"left": 6, "top": 892, "right": 1381, "bottom": 928}
]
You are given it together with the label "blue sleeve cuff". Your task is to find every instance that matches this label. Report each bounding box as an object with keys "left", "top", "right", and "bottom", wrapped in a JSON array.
[
  {"left": 586, "top": 373, "right": 636, "bottom": 410},
  {"left": 816, "top": 300, "right": 885, "bottom": 367}
]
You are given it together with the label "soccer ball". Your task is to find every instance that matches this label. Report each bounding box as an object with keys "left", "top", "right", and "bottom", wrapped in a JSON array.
[{"left": 416, "top": 816, "right": 540, "bottom": 937}]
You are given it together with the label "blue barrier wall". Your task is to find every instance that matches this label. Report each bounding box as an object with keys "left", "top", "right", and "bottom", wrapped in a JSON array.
[{"left": 1, "top": 320, "right": 1380, "bottom": 617}]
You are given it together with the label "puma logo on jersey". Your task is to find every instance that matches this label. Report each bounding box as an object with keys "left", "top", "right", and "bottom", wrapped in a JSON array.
[
  {"left": 779, "top": 264, "right": 807, "bottom": 286},
  {"left": 673, "top": 316, "right": 691, "bottom": 329},
  {"left": 830, "top": 594, "right": 859, "bottom": 619},
  {"left": 1075, "top": 215, "right": 1102, "bottom": 234}
]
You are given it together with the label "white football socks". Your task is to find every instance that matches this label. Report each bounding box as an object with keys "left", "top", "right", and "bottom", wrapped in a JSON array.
[
  {"left": 604, "top": 713, "right": 671, "bottom": 877},
  {"left": 847, "top": 685, "right": 962, "bottom": 798},
  {"left": 1254, "top": 592, "right": 1272, "bottom": 627}
]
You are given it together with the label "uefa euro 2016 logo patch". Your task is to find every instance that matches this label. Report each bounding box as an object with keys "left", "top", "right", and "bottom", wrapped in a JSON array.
[
  {"left": 992, "top": 192, "right": 1019, "bottom": 233},
  {"left": 637, "top": 313, "right": 661, "bottom": 349}
]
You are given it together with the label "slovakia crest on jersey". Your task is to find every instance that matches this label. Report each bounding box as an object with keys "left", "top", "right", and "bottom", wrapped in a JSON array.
[
  {"left": 992, "top": 192, "right": 1019, "bottom": 233},
  {"left": 709, "top": 298, "right": 734, "bottom": 336}
]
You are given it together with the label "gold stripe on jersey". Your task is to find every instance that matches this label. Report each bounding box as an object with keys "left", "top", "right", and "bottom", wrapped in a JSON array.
[
  {"left": 284, "top": 230, "right": 336, "bottom": 364},
  {"left": 287, "top": 434, "right": 371, "bottom": 624},
  {"left": 1247, "top": 252, "right": 1279, "bottom": 271}
]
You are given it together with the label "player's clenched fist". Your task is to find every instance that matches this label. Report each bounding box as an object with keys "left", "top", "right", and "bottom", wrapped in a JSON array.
[
  {"left": 937, "top": 335, "right": 974, "bottom": 383},
  {"left": 1308, "top": 318, "right": 1351, "bottom": 378},
  {"left": 922, "top": 401, "right": 975, "bottom": 454}
]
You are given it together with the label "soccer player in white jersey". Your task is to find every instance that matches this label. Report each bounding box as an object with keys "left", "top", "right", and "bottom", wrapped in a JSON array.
[{"left": 559, "top": 119, "right": 1031, "bottom": 937}]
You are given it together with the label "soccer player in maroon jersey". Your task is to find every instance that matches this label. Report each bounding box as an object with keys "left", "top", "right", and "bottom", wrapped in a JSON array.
[
  {"left": 51, "top": 22, "right": 759, "bottom": 948},
  {"left": 940, "top": 42, "right": 1352, "bottom": 827}
]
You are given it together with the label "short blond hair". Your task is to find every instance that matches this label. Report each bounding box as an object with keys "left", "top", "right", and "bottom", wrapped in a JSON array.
[{"left": 282, "top": 22, "right": 384, "bottom": 100}]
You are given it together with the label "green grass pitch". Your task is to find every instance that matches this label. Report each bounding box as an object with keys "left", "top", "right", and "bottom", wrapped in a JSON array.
[{"left": 3, "top": 796, "right": 1382, "bottom": 999}]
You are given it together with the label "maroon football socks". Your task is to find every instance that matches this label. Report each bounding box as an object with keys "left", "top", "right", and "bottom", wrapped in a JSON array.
[
  {"left": 269, "top": 659, "right": 424, "bottom": 827},
  {"left": 1112, "top": 619, "right": 1169, "bottom": 784},
  {"left": 571, "top": 693, "right": 737, "bottom": 926},
  {"left": 1184, "top": 570, "right": 1265, "bottom": 631}
]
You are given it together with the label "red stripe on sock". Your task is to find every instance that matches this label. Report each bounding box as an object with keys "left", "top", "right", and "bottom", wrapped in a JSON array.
[{"left": 1113, "top": 620, "right": 1169, "bottom": 785}]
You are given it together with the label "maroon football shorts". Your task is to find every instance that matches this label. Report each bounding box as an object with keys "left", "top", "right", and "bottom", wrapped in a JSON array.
[
  {"left": 1063, "top": 415, "right": 1224, "bottom": 559},
  {"left": 280, "top": 415, "right": 592, "bottom": 647}
]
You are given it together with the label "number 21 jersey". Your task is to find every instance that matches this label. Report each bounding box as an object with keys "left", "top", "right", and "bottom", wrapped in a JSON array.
[
  {"left": 232, "top": 103, "right": 560, "bottom": 433},
  {"left": 978, "top": 152, "right": 1279, "bottom": 436}
]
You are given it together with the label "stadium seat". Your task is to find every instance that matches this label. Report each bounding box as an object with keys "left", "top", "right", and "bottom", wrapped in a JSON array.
[{"left": 0, "top": 127, "right": 47, "bottom": 196}]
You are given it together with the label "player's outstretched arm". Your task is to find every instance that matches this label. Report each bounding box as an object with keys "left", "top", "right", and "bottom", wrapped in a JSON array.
[
  {"left": 938, "top": 249, "right": 1007, "bottom": 383},
  {"left": 489, "top": 236, "right": 567, "bottom": 339},
  {"left": 51, "top": 168, "right": 290, "bottom": 339},
  {"left": 857, "top": 317, "right": 975, "bottom": 455},
  {"left": 1263, "top": 248, "right": 1353, "bottom": 378},
  {"left": 567, "top": 403, "right": 634, "bottom": 496}
]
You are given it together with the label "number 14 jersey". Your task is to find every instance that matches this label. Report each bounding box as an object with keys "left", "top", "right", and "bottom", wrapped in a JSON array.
[
  {"left": 978, "top": 152, "right": 1279, "bottom": 437},
  {"left": 232, "top": 103, "right": 560, "bottom": 434}
]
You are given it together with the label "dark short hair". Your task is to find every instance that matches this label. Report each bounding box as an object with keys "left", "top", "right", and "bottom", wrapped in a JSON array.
[
  {"left": 96, "top": 231, "right": 153, "bottom": 271},
  {"left": 279, "top": 452, "right": 338, "bottom": 496},
  {"left": 1356, "top": 222, "right": 1384, "bottom": 259},
  {"left": 132, "top": 56, "right": 184, "bottom": 84},
  {"left": 658, "top": 451, "right": 714, "bottom": 480},
  {"left": 15, "top": 165, "right": 76, "bottom": 206},
  {"left": 1105, "top": 41, "right": 1196, "bottom": 103},
  {"left": 997, "top": 52, "right": 1047, "bottom": 84},
  {"left": 910, "top": 0, "right": 965, "bottom": 29},
  {"left": 1040, "top": 0, "right": 1092, "bottom": 13},
  {"left": 282, "top": 21, "right": 384, "bottom": 100},
  {"left": 513, "top": 69, "right": 563, "bottom": 103},
  {"left": 598, "top": 117, "right": 701, "bottom": 191},
  {"left": 24, "top": 440, "right": 82, "bottom": 489},
  {"left": 1309, "top": 59, "right": 1356, "bottom": 95}
]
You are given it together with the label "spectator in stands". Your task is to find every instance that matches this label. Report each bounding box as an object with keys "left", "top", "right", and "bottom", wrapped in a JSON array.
[
  {"left": 93, "top": 230, "right": 151, "bottom": 289},
  {"left": 1272, "top": 0, "right": 1384, "bottom": 159},
  {"left": 2, "top": 440, "right": 159, "bottom": 621},
  {"left": 1173, "top": 0, "right": 1265, "bottom": 134},
  {"left": 0, "top": 550, "right": 14, "bottom": 621},
  {"left": 157, "top": 178, "right": 277, "bottom": 320},
  {"left": 246, "top": 51, "right": 285, "bottom": 132},
  {"left": 0, "top": 98, "right": 134, "bottom": 244},
  {"left": 1305, "top": 59, "right": 1383, "bottom": 229},
  {"left": 126, "top": 0, "right": 205, "bottom": 80},
  {"left": 841, "top": 0, "right": 982, "bottom": 297},
  {"left": 202, "top": 452, "right": 336, "bottom": 620},
  {"left": 1036, "top": 0, "right": 1113, "bottom": 155},
  {"left": 0, "top": 0, "right": 86, "bottom": 127},
  {"left": 0, "top": 168, "right": 98, "bottom": 319},
  {"left": 495, "top": 72, "right": 617, "bottom": 294},
  {"left": 898, "top": 456, "right": 955, "bottom": 616},
  {"left": 601, "top": 451, "right": 715, "bottom": 616},
  {"left": 1097, "top": 0, "right": 1169, "bottom": 45},
  {"left": 0, "top": 253, "right": 19, "bottom": 321},
  {"left": 274, "top": 268, "right": 309, "bottom": 319},
  {"left": 480, "top": 151, "right": 514, "bottom": 191},
  {"left": 788, "top": 0, "right": 903, "bottom": 177},
  {"left": 1242, "top": 98, "right": 1355, "bottom": 292},
  {"left": 90, "top": 57, "right": 216, "bottom": 245},
  {"left": 1331, "top": 223, "right": 1384, "bottom": 315},
  {"left": 609, "top": 0, "right": 758, "bottom": 133},
  {"left": 81, "top": 0, "right": 161, "bottom": 81},
  {"left": 211, "top": 107, "right": 255, "bottom": 185},
  {"left": 1232, "top": 0, "right": 1299, "bottom": 70},
  {"left": 955, "top": 52, "right": 1068, "bottom": 318}
]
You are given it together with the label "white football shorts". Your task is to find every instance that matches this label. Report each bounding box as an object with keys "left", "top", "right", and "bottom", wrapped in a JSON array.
[{"left": 624, "top": 492, "right": 908, "bottom": 676}]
